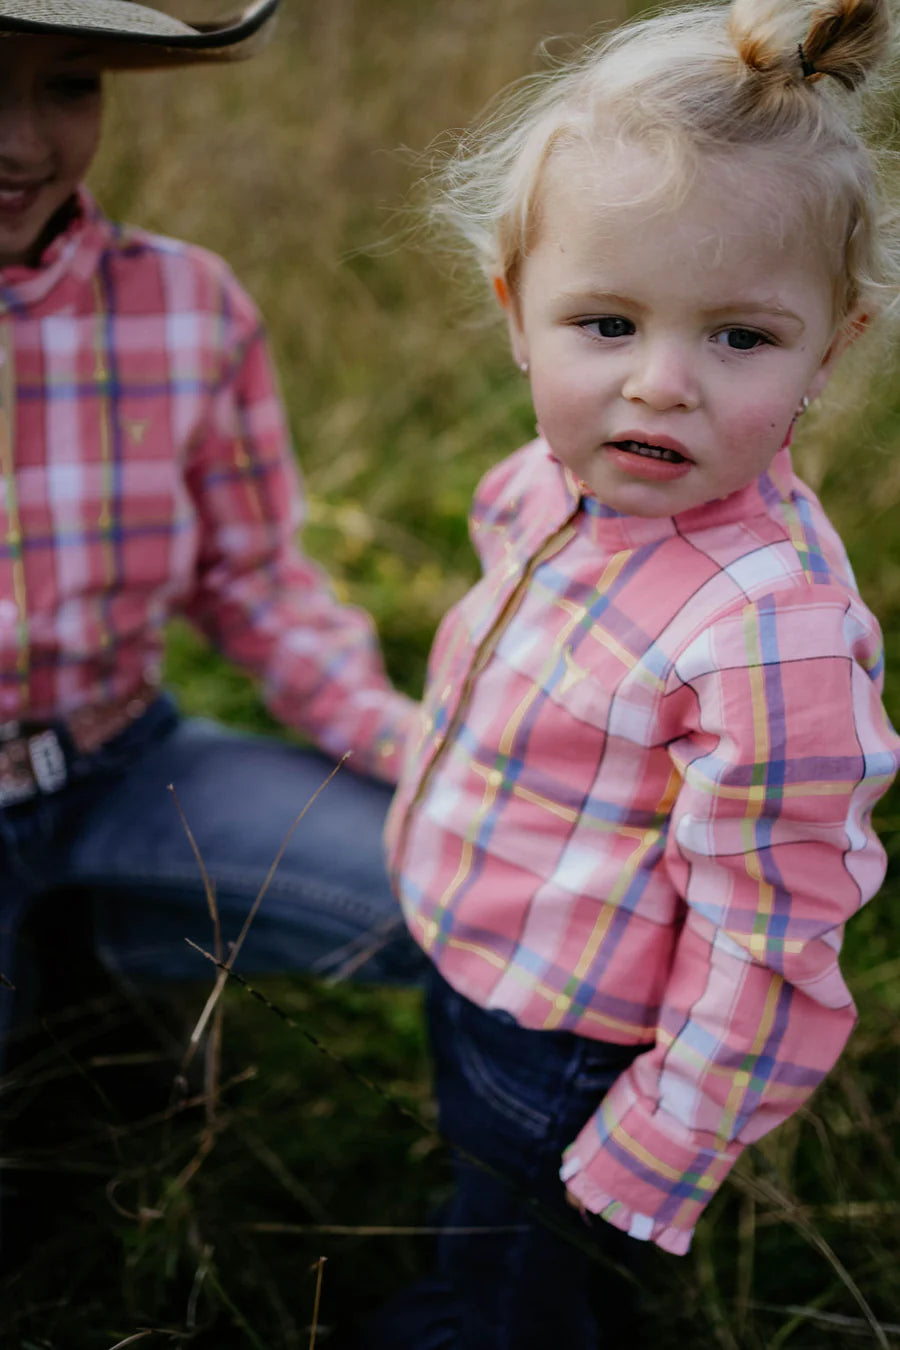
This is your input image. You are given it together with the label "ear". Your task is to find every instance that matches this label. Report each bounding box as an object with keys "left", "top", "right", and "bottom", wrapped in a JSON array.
[
  {"left": 493, "top": 275, "right": 529, "bottom": 371},
  {"left": 805, "top": 309, "right": 871, "bottom": 402}
]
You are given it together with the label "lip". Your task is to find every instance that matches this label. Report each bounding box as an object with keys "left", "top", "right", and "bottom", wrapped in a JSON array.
[
  {"left": 0, "top": 180, "right": 47, "bottom": 217},
  {"left": 607, "top": 430, "right": 694, "bottom": 460},
  {"left": 603, "top": 430, "right": 694, "bottom": 483}
]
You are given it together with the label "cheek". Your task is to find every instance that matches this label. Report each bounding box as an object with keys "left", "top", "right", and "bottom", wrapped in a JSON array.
[
  {"left": 718, "top": 390, "right": 795, "bottom": 450},
  {"left": 529, "top": 361, "right": 599, "bottom": 437},
  {"left": 59, "top": 109, "right": 102, "bottom": 177}
]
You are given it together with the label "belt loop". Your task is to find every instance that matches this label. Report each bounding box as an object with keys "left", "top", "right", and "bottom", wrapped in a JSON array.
[{"left": 28, "top": 729, "right": 68, "bottom": 794}]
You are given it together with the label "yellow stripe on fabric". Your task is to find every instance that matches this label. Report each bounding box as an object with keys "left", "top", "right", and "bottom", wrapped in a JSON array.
[
  {"left": 543, "top": 764, "right": 682, "bottom": 1029},
  {"left": 434, "top": 654, "right": 566, "bottom": 937},
  {"left": 437, "top": 939, "right": 656, "bottom": 1038},
  {"left": 444, "top": 937, "right": 508, "bottom": 970},
  {"left": 237, "top": 426, "right": 265, "bottom": 525},
  {"left": 684, "top": 777, "right": 848, "bottom": 802},
  {"left": 558, "top": 550, "right": 644, "bottom": 671},
  {"left": 404, "top": 523, "right": 581, "bottom": 937},
  {"left": 608, "top": 1120, "right": 717, "bottom": 1188},
  {"left": 217, "top": 285, "right": 264, "bottom": 528},
  {"left": 435, "top": 530, "right": 585, "bottom": 903},
  {"left": 571, "top": 1004, "right": 655, "bottom": 1040},
  {"left": 510, "top": 782, "right": 579, "bottom": 823},
  {"left": 587, "top": 623, "right": 641, "bottom": 671},
  {"left": 510, "top": 781, "right": 667, "bottom": 838},
  {"left": 781, "top": 498, "right": 814, "bottom": 578},
  {"left": 92, "top": 278, "right": 117, "bottom": 618},
  {"left": 715, "top": 975, "right": 783, "bottom": 1148},
  {"left": 742, "top": 603, "right": 769, "bottom": 810},
  {"left": 0, "top": 321, "right": 30, "bottom": 704},
  {"left": 595, "top": 547, "right": 632, "bottom": 594},
  {"left": 724, "top": 930, "right": 806, "bottom": 957}
]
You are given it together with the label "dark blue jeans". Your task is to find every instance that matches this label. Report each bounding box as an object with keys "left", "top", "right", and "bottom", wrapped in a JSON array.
[
  {"left": 361, "top": 968, "right": 645, "bottom": 1350},
  {"left": 0, "top": 693, "right": 426, "bottom": 1054}
]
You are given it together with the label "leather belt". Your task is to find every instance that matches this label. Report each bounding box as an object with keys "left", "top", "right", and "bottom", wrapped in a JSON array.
[{"left": 0, "top": 679, "right": 159, "bottom": 808}]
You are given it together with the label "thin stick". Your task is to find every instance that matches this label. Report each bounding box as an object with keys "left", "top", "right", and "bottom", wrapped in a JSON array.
[
  {"left": 750, "top": 1302, "right": 900, "bottom": 1336},
  {"left": 169, "top": 784, "right": 221, "bottom": 956},
  {"left": 732, "top": 1171, "right": 891, "bottom": 1349},
  {"left": 181, "top": 755, "right": 349, "bottom": 1057},
  {"left": 182, "top": 943, "right": 641, "bottom": 1278},
  {"left": 246, "top": 1222, "right": 529, "bottom": 1236},
  {"left": 309, "top": 1256, "right": 326, "bottom": 1350}
]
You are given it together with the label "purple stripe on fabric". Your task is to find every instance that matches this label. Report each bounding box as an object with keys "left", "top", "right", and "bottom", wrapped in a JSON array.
[
  {"left": 600, "top": 1131, "right": 719, "bottom": 1213},
  {"left": 0, "top": 518, "right": 191, "bottom": 556},
  {"left": 19, "top": 377, "right": 217, "bottom": 401},
  {"left": 793, "top": 492, "right": 832, "bottom": 580},
  {"left": 702, "top": 754, "right": 866, "bottom": 788}
]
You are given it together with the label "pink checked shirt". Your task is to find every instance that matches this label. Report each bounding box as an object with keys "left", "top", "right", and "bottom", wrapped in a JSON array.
[
  {"left": 386, "top": 437, "right": 900, "bottom": 1253},
  {"left": 0, "top": 191, "right": 414, "bottom": 782}
]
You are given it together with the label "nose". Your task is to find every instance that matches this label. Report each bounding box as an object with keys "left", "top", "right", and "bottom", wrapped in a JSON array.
[
  {"left": 0, "top": 94, "right": 51, "bottom": 169},
  {"left": 621, "top": 338, "right": 699, "bottom": 412}
]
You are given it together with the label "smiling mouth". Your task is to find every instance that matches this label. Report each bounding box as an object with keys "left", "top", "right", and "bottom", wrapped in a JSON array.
[
  {"left": 609, "top": 439, "right": 689, "bottom": 465},
  {"left": 0, "top": 183, "right": 44, "bottom": 209}
]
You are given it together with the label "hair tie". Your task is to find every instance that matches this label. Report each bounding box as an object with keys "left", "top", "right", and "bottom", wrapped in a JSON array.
[{"left": 798, "top": 42, "right": 818, "bottom": 79}]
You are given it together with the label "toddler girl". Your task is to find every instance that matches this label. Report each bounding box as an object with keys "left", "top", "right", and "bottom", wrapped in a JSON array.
[{"left": 380, "top": 0, "right": 900, "bottom": 1345}]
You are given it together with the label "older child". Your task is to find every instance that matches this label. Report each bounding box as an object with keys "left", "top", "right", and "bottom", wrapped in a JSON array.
[
  {"left": 0, "top": 1, "right": 423, "bottom": 1068},
  {"left": 380, "top": 0, "right": 900, "bottom": 1344}
]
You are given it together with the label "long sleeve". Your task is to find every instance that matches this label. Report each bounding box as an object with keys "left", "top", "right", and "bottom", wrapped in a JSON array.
[
  {"left": 561, "top": 584, "right": 900, "bottom": 1253},
  {"left": 182, "top": 284, "right": 416, "bottom": 783}
]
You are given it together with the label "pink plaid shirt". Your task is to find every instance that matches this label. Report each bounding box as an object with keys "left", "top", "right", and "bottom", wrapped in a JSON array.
[
  {"left": 386, "top": 437, "right": 900, "bottom": 1253},
  {"left": 0, "top": 191, "right": 414, "bottom": 782}
]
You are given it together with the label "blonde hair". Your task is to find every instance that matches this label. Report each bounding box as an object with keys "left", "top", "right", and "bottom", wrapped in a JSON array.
[{"left": 432, "top": 0, "right": 897, "bottom": 322}]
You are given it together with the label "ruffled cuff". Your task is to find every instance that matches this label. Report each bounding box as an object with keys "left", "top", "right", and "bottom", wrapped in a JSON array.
[
  {"left": 556, "top": 1068, "right": 739, "bottom": 1254},
  {"left": 560, "top": 1155, "right": 693, "bottom": 1255}
]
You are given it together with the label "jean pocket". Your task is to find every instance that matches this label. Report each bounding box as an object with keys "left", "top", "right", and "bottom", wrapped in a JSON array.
[
  {"left": 570, "top": 1039, "right": 644, "bottom": 1095},
  {"left": 440, "top": 992, "right": 580, "bottom": 1142}
]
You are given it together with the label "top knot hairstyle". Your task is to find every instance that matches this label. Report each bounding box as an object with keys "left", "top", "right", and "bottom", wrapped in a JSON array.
[
  {"left": 432, "top": 0, "right": 898, "bottom": 323},
  {"left": 731, "top": 0, "right": 890, "bottom": 91}
]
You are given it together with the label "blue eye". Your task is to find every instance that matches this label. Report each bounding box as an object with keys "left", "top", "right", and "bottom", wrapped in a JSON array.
[
  {"left": 581, "top": 316, "right": 635, "bottom": 339},
  {"left": 716, "top": 327, "right": 770, "bottom": 351}
]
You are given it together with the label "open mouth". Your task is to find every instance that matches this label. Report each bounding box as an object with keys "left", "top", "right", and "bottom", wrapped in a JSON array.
[
  {"left": 0, "top": 183, "right": 43, "bottom": 212},
  {"left": 609, "top": 439, "right": 688, "bottom": 465}
]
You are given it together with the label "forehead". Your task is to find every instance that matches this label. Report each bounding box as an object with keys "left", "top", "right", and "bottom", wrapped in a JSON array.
[
  {"left": 529, "top": 140, "right": 830, "bottom": 289},
  {"left": 0, "top": 32, "right": 110, "bottom": 71},
  {"left": 542, "top": 141, "right": 789, "bottom": 250}
]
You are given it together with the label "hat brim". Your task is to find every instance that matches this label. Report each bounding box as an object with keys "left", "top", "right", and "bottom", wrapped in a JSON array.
[{"left": 0, "top": 0, "right": 279, "bottom": 67}]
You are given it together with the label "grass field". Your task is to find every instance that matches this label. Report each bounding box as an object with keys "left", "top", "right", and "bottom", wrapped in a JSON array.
[{"left": 4, "top": 0, "right": 900, "bottom": 1345}]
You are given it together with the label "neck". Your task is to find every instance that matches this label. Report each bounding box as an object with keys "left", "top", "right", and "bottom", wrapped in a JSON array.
[{"left": 25, "top": 193, "right": 80, "bottom": 268}]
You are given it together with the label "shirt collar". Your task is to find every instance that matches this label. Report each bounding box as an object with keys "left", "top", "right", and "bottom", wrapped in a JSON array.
[
  {"left": 554, "top": 443, "right": 795, "bottom": 550},
  {"left": 0, "top": 187, "right": 111, "bottom": 312}
]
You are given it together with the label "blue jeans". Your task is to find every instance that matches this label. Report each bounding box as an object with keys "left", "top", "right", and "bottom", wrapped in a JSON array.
[
  {"left": 0, "top": 693, "right": 425, "bottom": 1052},
  {"left": 360, "top": 968, "right": 645, "bottom": 1350}
]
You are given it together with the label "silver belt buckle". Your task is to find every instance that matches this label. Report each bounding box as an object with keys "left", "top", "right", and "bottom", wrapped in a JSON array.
[{"left": 28, "top": 729, "right": 67, "bottom": 794}]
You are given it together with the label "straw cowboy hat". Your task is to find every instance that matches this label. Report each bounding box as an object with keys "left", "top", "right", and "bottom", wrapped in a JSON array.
[{"left": 0, "top": 0, "right": 280, "bottom": 65}]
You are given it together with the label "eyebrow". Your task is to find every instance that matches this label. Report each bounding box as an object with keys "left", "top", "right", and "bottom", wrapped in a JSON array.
[
  {"left": 557, "top": 289, "right": 806, "bottom": 331},
  {"left": 699, "top": 301, "right": 806, "bottom": 328}
]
